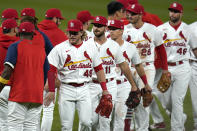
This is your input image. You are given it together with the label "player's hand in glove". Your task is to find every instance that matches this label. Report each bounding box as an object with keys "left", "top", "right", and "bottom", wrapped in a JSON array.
[
  {"left": 126, "top": 87, "right": 141, "bottom": 109},
  {"left": 95, "top": 93, "right": 113, "bottom": 118},
  {"left": 141, "top": 88, "right": 153, "bottom": 107},
  {"left": 157, "top": 71, "right": 171, "bottom": 93}
]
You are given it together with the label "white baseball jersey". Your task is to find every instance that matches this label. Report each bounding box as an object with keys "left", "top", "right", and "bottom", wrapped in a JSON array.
[
  {"left": 87, "top": 38, "right": 125, "bottom": 79},
  {"left": 123, "top": 23, "right": 163, "bottom": 63},
  {"left": 48, "top": 40, "right": 102, "bottom": 83},
  {"left": 116, "top": 41, "right": 141, "bottom": 81},
  {"left": 85, "top": 30, "right": 94, "bottom": 40},
  {"left": 157, "top": 22, "right": 197, "bottom": 62},
  {"left": 188, "top": 22, "right": 197, "bottom": 61}
]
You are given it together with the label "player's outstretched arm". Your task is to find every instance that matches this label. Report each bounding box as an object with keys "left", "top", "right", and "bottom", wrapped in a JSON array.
[
  {"left": 94, "top": 65, "right": 109, "bottom": 95},
  {"left": 118, "top": 61, "right": 138, "bottom": 91},
  {"left": 43, "top": 64, "right": 56, "bottom": 107},
  {"left": 134, "top": 63, "right": 151, "bottom": 91},
  {"left": 0, "top": 64, "right": 13, "bottom": 92}
]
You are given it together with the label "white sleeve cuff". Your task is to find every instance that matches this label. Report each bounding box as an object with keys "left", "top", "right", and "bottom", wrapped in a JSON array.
[{"left": 4, "top": 62, "right": 14, "bottom": 69}]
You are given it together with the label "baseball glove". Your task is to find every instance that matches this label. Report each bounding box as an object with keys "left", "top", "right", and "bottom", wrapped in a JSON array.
[
  {"left": 95, "top": 94, "right": 113, "bottom": 118},
  {"left": 141, "top": 88, "right": 153, "bottom": 107},
  {"left": 125, "top": 88, "right": 141, "bottom": 109},
  {"left": 157, "top": 72, "right": 171, "bottom": 93}
]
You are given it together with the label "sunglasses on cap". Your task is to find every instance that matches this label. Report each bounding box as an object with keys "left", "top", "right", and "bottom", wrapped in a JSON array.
[
  {"left": 108, "top": 26, "right": 120, "bottom": 31},
  {"left": 68, "top": 31, "right": 79, "bottom": 35},
  {"left": 93, "top": 23, "right": 105, "bottom": 28},
  {"left": 126, "top": 11, "right": 138, "bottom": 16},
  {"left": 169, "top": 8, "right": 181, "bottom": 13}
]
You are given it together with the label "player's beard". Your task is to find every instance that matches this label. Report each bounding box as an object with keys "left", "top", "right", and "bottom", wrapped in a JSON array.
[
  {"left": 69, "top": 37, "right": 80, "bottom": 45},
  {"left": 169, "top": 16, "right": 180, "bottom": 24},
  {"left": 94, "top": 29, "right": 105, "bottom": 38}
]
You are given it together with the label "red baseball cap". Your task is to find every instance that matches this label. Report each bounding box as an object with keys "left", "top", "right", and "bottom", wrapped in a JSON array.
[
  {"left": 1, "top": 8, "right": 18, "bottom": 19},
  {"left": 126, "top": 4, "right": 143, "bottom": 14},
  {"left": 127, "top": 0, "right": 138, "bottom": 5},
  {"left": 45, "top": 8, "right": 65, "bottom": 20},
  {"left": 2, "top": 19, "right": 17, "bottom": 30},
  {"left": 92, "top": 16, "right": 108, "bottom": 26},
  {"left": 108, "top": 20, "right": 124, "bottom": 29},
  {"left": 19, "top": 22, "right": 35, "bottom": 33},
  {"left": 21, "top": 8, "right": 36, "bottom": 17},
  {"left": 77, "top": 10, "right": 94, "bottom": 24},
  {"left": 66, "top": 19, "right": 83, "bottom": 32},
  {"left": 168, "top": 2, "right": 183, "bottom": 13}
]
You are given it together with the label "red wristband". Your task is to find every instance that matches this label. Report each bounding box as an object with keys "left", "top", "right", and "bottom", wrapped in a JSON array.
[
  {"left": 140, "top": 75, "right": 148, "bottom": 85},
  {"left": 100, "top": 82, "right": 107, "bottom": 91}
]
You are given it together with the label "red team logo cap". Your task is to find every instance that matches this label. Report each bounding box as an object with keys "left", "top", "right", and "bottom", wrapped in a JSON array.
[
  {"left": 21, "top": 8, "right": 36, "bottom": 17},
  {"left": 66, "top": 19, "right": 83, "bottom": 32},
  {"left": 127, "top": 0, "right": 138, "bottom": 5},
  {"left": 92, "top": 16, "right": 108, "bottom": 26},
  {"left": 168, "top": 2, "right": 183, "bottom": 13},
  {"left": 2, "top": 19, "right": 17, "bottom": 30},
  {"left": 19, "top": 22, "right": 35, "bottom": 33},
  {"left": 1, "top": 8, "right": 18, "bottom": 19},
  {"left": 77, "top": 10, "right": 94, "bottom": 24},
  {"left": 108, "top": 20, "right": 124, "bottom": 30},
  {"left": 126, "top": 4, "right": 143, "bottom": 14},
  {"left": 45, "top": 8, "right": 65, "bottom": 20}
]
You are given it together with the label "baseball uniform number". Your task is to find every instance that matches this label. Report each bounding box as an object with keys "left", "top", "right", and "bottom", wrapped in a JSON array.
[
  {"left": 141, "top": 48, "right": 151, "bottom": 56},
  {"left": 83, "top": 69, "right": 93, "bottom": 77},
  {"left": 105, "top": 66, "right": 111, "bottom": 74},
  {"left": 176, "top": 48, "right": 187, "bottom": 55}
]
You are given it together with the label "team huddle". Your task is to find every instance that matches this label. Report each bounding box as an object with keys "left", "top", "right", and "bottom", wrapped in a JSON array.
[{"left": 0, "top": 0, "right": 197, "bottom": 131}]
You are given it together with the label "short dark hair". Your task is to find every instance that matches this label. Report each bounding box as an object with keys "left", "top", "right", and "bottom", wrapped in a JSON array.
[
  {"left": 3, "top": 29, "right": 11, "bottom": 34},
  {"left": 20, "top": 16, "right": 38, "bottom": 30},
  {"left": 19, "top": 32, "right": 34, "bottom": 38},
  {"left": 107, "top": 1, "right": 124, "bottom": 16}
]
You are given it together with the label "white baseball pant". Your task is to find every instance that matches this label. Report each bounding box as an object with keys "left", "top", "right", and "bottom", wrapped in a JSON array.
[
  {"left": 162, "top": 61, "right": 191, "bottom": 131},
  {"left": 150, "top": 68, "right": 165, "bottom": 124},
  {"left": 189, "top": 61, "right": 197, "bottom": 129},
  {"left": 131, "top": 63, "right": 155, "bottom": 131},
  {"left": 88, "top": 79, "right": 117, "bottom": 131},
  {"left": 58, "top": 83, "right": 92, "bottom": 131},
  {"left": 7, "top": 101, "right": 42, "bottom": 131},
  {"left": 40, "top": 88, "right": 58, "bottom": 131},
  {"left": 0, "top": 85, "right": 11, "bottom": 131},
  {"left": 113, "top": 81, "right": 130, "bottom": 131}
]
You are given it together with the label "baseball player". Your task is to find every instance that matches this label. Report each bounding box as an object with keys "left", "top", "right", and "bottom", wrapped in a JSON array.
[
  {"left": 157, "top": 2, "right": 197, "bottom": 131},
  {"left": 0, "top": 8, "right": 19, "bottom": 36},
  {"left": 0, "top": 11, "right": 53, "bottom": 130},
  {"left": 77, "top": 10, "right": 94, "bottom": 39},
  {"left": 108, "top": 19, "right": 151, "bottom": 131},
  {"left": 37, "top": 8, "right": 68, "bottom": 131},
  {"left": 124, "top": 4, "right": 169, "bottom": 131},
  {"left": 0, "top": 19, "right": 18, "bottom": 131},
  {"left": 87, "top": 16, "right": 139, "bottom": 131},
  {"left": 46, "top": 19, "right": 111, "bottom": 131},
  {"left": 0, "top": 22, "right": 49, "bottom": 131},
  {"left": 188, "top": 9, "right": 197, "bottom": 130}
]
